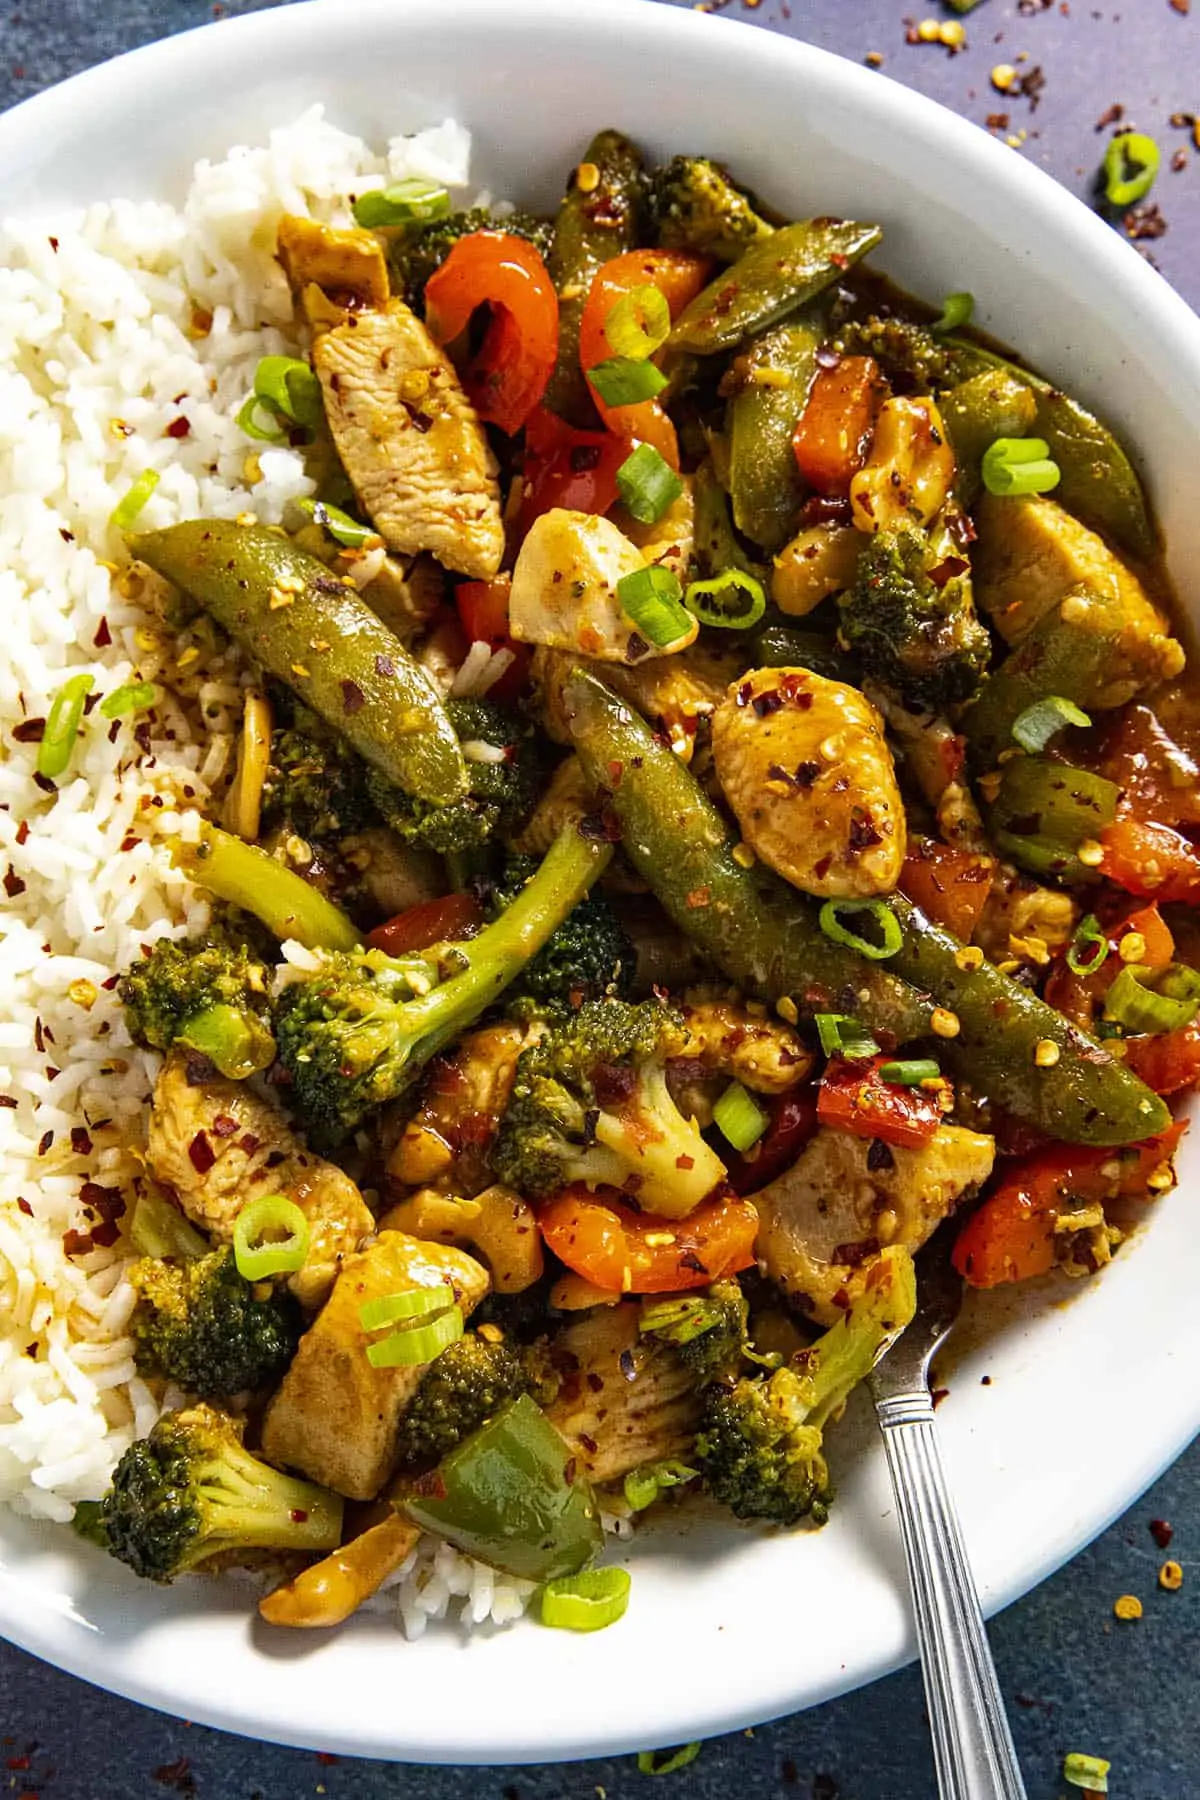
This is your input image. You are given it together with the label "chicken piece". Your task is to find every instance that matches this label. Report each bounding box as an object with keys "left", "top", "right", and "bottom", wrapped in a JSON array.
[
  {"left": 972, "top": 492, "right": 1183, "bottom": 682},
  {"left": 378, "top": 1185, "right": 544, "bottom": 1294},
  {"left": 755, "top": 1124, "right": 995, "bottom": 1325},
  {"left": 276, "top": 214, "right": 390, "bottom": 313},
  {"left": 261, "top": 1231, "right": 489, "bottom": 1500},
  {"left": 533, "top": 641, "right": 743, "bottom": 748},
  {"left": 865, "top": 682, "right": 988, "bottom": 853},
  {"left": 772, "top": 523, "right": 862, "bottom": 617},
  {"left": 509, "top": 754, "right": 593, "bottom": 856},
  {"left": 146, "top": 1050, "right": 372, "bottom": 1309},
  {"left": 974, "top": 864, "right": 1080, "bottom": 962},
  {"left": 614, "top": 475, "right": 695, "bottom": 583},
  {"left": 849, "top": 396, "right": 955, "bottom": 535},
  {"left": 349, "top": 551, "right": 444, "bottom": 644},
  {"left": 339, "top": 827, "right": 443, "bottom": 920},
  {"left": 543, "top": 1303, "right": 701, "bottom": 1485},
  {"left": 387, "top": 1022, "right": 531, "bottom": 1193},
  {"left": 711, "top": 666, "right": 907, "bottom": 898},
  {"left": 313, "top": 301, "right": 504, "bottom": 579},
  {"left": 670, "top": 994, "right": 813, "bottom": 1093},
  {"left": 510, "top": 509, "right": 696, "bottom": 664}
]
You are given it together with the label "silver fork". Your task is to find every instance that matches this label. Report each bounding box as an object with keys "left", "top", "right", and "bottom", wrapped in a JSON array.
[{"left": 868, "top": 1231, "right": 1028, "bottom": 1800}]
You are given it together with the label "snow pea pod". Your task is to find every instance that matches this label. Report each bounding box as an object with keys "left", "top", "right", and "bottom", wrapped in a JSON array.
[
  {"left": 668, "top": 218, "right": 881, "bottom": 357},
  {"left": 543, "top": 129, "right": 647, "bottom": 427},
  {"left": 133, "top": 520, "right": 467, "bottom": 805},
  {"left": 885, "top": 891, "right": 1169, "bottom": 1145},
  {"left": 563, "top": 666, "right": 932, "bottom": 1047},
  {"left": 727, "top": 314, "right": 823, "bottom": 551},
  {"left": 939, "top": 366, "right": 1037, "bottom": 506},
  {"left": 565, "top": 668, "right": 1169, "bottom": 1146},
  {"left": 947, "top": 337, "right": 1156, "bottom": 560}
]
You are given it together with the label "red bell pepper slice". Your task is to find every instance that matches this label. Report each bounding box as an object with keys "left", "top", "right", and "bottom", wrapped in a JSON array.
[
  {"left": 816, "top": 1055, "right": 944, "bottom": 1150},
  {"left": 425, "top": 232, "right": 558, "bottom": 435},
  {"left": 453, "top": 575, "right": 531, "bottom": 705},
  {"left": 727, "top": 1087, "right": 820, "bottom": 1194},
  {"left": 898, "top": 837, "right": 994, "bottom": 943},
  {"left": 365, "top": 892, "right": 483, "bottom": 958},
  {"left": 516, "top": 405, "right": 626, "bottom": 535},
  {"left": 538, "top": 1186, "right": 758, "bottom": 1294}
]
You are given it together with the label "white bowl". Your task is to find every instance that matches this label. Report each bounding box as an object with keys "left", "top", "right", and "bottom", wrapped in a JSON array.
[{"left": 1, "top": 0, "right": 1199, "bottom": 1764}]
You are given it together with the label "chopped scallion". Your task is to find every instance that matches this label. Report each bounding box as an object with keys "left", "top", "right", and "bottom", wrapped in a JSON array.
[
  {"left": 605, "top": 285, "right": 671, "bottom": 361},
  {"left": 1011, "top": 694, "right": 1092, "bottom": 753},
  {"left": 359, "top": 1285, "right": 453, "bottom": 1331},
  {"left": 541, "top": 1566, "right": 631, "bottom": 1633},
  {"left": 232, "top": 1194, "right": 310, "bottom": 1281},
  {"left": 932, "top": 291, "right": 974, "bottom": 332},
  {"left": 712, "top": 1080, "right": 769, "bottom": 1152},
  {"left": 110, "top": 469, "right": 160, "bottom": 530},
  {"left": 981, "top": 436, "right": 1061, "bottom": 497},
  {"left": 100, "top": 680, "right": 160, "bottom": 720},
  {"left": 294, "top": 496, "right": 382, "bottom": 549},
  {"left": 814, "top": 1014, "right": 880, "bottom": 1058},
  {"left": 588, "top": 356, "right": 669, "bottom": 408},
  {"left": 637, "top": 1744, "right": 703, "bottom": 1776},
  {"left": 683, "top": 568, "right": 766, "bottom": 630},
  {"left": 1102, "top": 131, "right": 1160, "bottom": 208},
  {"left": 616, "top": 442, "right": 684, "bottom": 524},
  {"left": 352, "top": 178, "right": 451, "bottom": 229},
  {"left": 878, "top": 1058, "right": 941, "bottom": 1086},
  {"left": 365, "top": 1304, "right": 464, "bottom": 1367},
  {"left": 615, "top": 565, "right": 694, "bottom": 648},
  {"left": 253, "top": 355, "right": 324, "bottom": 431},
  {"left": 623, "top": 1459, "right": 699, "bottom": 1513},
  {"left": 37, "top": 673, "right": 95, "bottom": 780},
  {"left": 1103, "top": 962, "right": 1200, "bottom": 1036},
  {"left": 236, "top": 393, "right": 289, "bottom": 444},
  {"left": 818, "top": 897, "right": 903, "bottom": 961},
  {"left": 1067, "top": 913, "right": 1109, "bottom": 978}
]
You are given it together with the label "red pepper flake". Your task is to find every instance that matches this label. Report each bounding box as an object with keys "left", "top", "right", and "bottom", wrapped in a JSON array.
[
  {"left": 15, "top": 820, "right": 28, "bottom": 846},
  {"left": 686, "top": 885, "right": 711, "bottom": 910},
  {"left": 1150, "top": 1517, "right": 1174, "bottom": 1549},
  {"left": 16, "top": 1197, "right": 32, "bottom": 1217},
  {"left": 34, "top": 1018, "right": 44, "bottom": 1054},
  {"left": 153, "top": 1757, "right": 196, "bottom": 1794},
  {"left": 36, "top": 1130, "right": 53, "bottom": 1156},
  {"left": 71, "top": 1126, "right": 93, "bottom": 1155},
  {"left": 374, "top": 653, "right": 395, "bottom": 677},
  {"left": 1125, "top": 202, "right": 1168, "bottom": 240},
  {"left": 606, "top": 759, "right": 624, "bottom": 786},
  {"left": 1095, "top": 102, "right": 1124, "bottom": 131},
  {"left": 33, "top": 773, "right": 57, "bottom": 794},
  {"left": 211, "top": 1113, "right": 240, "bottom": 1138},
  {"left": 315, "top": 1752, "right": 339, "bottom": 1765},
  {"left": 93, "top": 617, "right": 112, "bottom": 648},
  {"left": 238, "top": 1132, "right": 261, "bottom": 1155},
  {"left": 6, "top": 1756, "right": 31, "bottom": 1771},
  {"left": 12, "top": 718, "right": 45, "bottom": 743},
  {"left": 1172, "top": 149, "right": 1189, "bottom": 172},
  {"left": 290, "top": 1508, "right": 309, "bottom": 1524},
  {"left": 675, "top": 1153, "right": 695, "bottom": 1170},
  {"left": 0, "top": 1096, "right": 16, "bottom": 1108},
  {"left": 165, "top": 415, "right": 191, "bottom": 439},
  {"left": 188, "top": 1130, "right": 216, "bottom": 1174},
  {"left": 340, "top": 678, "right": 366, "bottom": 714},
  {"left": 120, "top": 834, "right": 140, "bottom": 853},
  {"left": 1170, "top": 0, "right": 1189, "bottom": 13},
  {"left": 986, "top": 112, "right": 1011, "bottom": 131},
  {"left": 4, "top": 871, "right": 26, "bottom": 898},
  {"left": 63, "top": 1228, "right": 94, "bottom": 1257}
]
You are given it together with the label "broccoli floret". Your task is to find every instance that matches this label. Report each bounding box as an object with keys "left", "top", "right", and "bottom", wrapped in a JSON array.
[
  {"left": 129, "top": 1247, "right": 301, "bottom": 1399},
  {"left": 490, "top": 996, "right": 727, "bottom": 1213},
  {"left": 695, "top": 1246, "right": 916, "bottom": 1526},
  {"left": 273, "top": 825, "right": 610, "bottom": 1147},
  {"left": 390, "top": 207, "right": 554, "bottom": 310},
  {"left": 261, "top": 721, "right": 378, "bottom": 843},
  {"left": 393, "top": 1332, "right": 530, "bottom": 1470},
  {"left": 651, "top": 155, "right": 774, "bottom": 265},
  {"left": 486, "top": 854, "right": 636, "bottom": 1009},
  {"left": 639, "top": 1279, "right": 751, "bottom": 1385},
  {"left": 88, "top": 1404, "right": 342, "bottom": 1582},
  {"left": 838, "top": 522, "right": 991, "bottom": 710},
  {"left": 119, "top": 926, "right": 275, "bottom": 1081},
  {"left": 367, "top": 699, "right": 539, "bottom": 858},
  {"left": 836, "top": 315, "right": 964, "bottom": 394}
]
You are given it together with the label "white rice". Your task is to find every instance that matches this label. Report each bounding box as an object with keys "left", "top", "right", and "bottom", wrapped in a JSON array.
[{"left": 0, "top": 105, "right": 536, "bottom": 1632}]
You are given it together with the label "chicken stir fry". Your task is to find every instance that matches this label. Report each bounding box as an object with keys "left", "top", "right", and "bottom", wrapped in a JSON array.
[{"left": 76, "top": 131, "right": 1199, "bottom": 1642}]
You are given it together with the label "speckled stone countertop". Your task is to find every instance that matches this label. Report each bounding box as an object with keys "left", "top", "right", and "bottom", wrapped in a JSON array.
[{"left": 1, "top": 4, "right": 1198, "bottom": 1796}]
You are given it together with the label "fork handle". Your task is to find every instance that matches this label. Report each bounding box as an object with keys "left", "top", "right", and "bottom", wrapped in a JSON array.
[{"left": 875, "top": 1393, "right": 1028, "bottom": 1800}]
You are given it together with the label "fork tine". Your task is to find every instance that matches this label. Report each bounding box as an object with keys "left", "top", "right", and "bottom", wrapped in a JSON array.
[{"left": 868, "top": 1225, "right": 965, "bottom": 1399}]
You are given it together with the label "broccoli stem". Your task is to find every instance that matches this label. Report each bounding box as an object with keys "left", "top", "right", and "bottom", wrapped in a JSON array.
[
  {"left": 173, "top": 823, "right": 360, "bottom": 952},
  {"left": 128, "top": 1190, "right": 208, "bottom": 1262},
  {"left": 385, "top": 826, "right": 613, "bottom": 1070},
  {"left": 176, "top": 1002, "right": 276, "bottom": 1081}
]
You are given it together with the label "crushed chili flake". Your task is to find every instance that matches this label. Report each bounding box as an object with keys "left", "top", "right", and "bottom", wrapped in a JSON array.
[
  {"left": 93, "top": 617, "right": 112, "bottom": 648},
  {"left": 188, "top": 1130, "right": 216, "bottom": 1174},
  {"left": 12, "top": 718, "right": 46, "bottom": 743},
  {"left": 36, "top": 1130, "right": 53, "bottom": 1156},
  {"left": 119, "top": 834, "right": 141, "bottom": 853},
  {"left": 1095, "top": 102, "right": 1124, "bottom": 131},
  {"left": 986, "top": 112, "right": 1011, "bottom": 130},
  {"left": 686, "top": 885, "right": 711, "bottom": 909},
  {"left": 166, "top": 415, "right": 191, "bottom": 439},
  {"left": 153, "top": 1757, "right": 196, "bottom": 1794},
  {"left": 1125, "top": 202, "right": 1168, "bottom": 240},
  {"left": 340, "top": 677, "right": 366, "bottom": 714},
  {"left": 0, "top": 1096, "right": 16, "bottom": 1108},
  {"left": 62, "top": 1228, "right": 95, "bottom": 1257},
  {"left": 16, "top": 1197, "right": 32, "bottom": 1217},
  {"left": 4, "top": 871, "right": 26, "bottom": 898},
  {"left": 1149, "top": 1517, "right": 1174, "bottom": 1549},
  {"left": 15, "top": 820, "right": 28, "bottom": 846},
  {"left": 211, "top": 1113, "right": 240, "bottom": 1138},
  {"left": 374, "top": 653, "right": 395, "bottom": 677},
  {"left": 71, "top": 1126, "right": 93, "bottom": 1155}
]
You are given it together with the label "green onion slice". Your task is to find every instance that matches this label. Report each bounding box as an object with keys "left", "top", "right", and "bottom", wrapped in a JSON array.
[
  {"left": 233, "top": 1194, "right": 310, "bottom": 1281},
  {"left": 818, "top": 898, "right": 902, "bottom": 961},
  {"left": 100, "top": 680, "right": 160, "bottom": 720},
  {"left": 110, "top": 469, "right": 160, "bottom": 530},
  {"left": 352, "top": 179, "right": 451, "bottom": 229},
  {"left": 1063, "top": 1751, "right": 1110, "bottom": 1793},
  {"left": 616, "top": 442, "right": 684, "bottom": 525},
  {"left": 294, "top": 497, "right": 383, "bottom": 549},
  {"left": 932, "top": 291, "right": 974, "bottom": 332},
  {"left": 1011, "top": 694, "right": 1092, "bottom": 753},
  {"left": 814, "top": 1014, "right": 880, "bottom": 1059},
  {"left": 588, "top": 356, "right": 669, "bottom": 408},
  {"left": 683, "top": 568, "right": 767, "bottom": 631},
  {"left": 1103, "top": 962, "right": 1200, "bottom": 1036},
  {"left": 1103, "top": 131, "right": 1160, "bottom": 208},
  {"left": 37, "top": 673, "right": 95, "bottom": 780},
  {"left": 877, "top": 1058, "right": 941, "bottom": 1086},
  {"left": 359, "top": 1285, "right": 453, "bottom": 1331},
  {"left": 541, "top": 1567, "right": 631, "bottom": 1633},
  {"left": 623, "top": 1460, "right": 699, "bottom": 1513},
  {"left": 254, "top": 355, "right": 324, "bottom": 430},
  {"left": 605, "top": 285, "right": 671, "bottom": 361},
  {"left": 616, "top": 565, "right": 694, "bottom": 648},
  {"left": 981, "top": 436, "right": 1061, "bottom": 497},
  {"left": 236, "top": 394, "right": 289, "bottom": 444},
  {"left": 365, "top": 1305, "right": 464, "bottom": 1368},
  {"left": 712, "top": 1080, "right": 769, "bottom": 1152},
  {"left": 637, "top": 1744, "right": 703, "bottom": 1776},
  {"left": 1067, "top": 913, "right": 1110, "bottom": 978}
]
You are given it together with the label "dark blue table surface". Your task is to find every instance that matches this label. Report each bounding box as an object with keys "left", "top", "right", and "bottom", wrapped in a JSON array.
[{"left": 1, "top": 4, "right": 1197, "bottom": 1796}]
